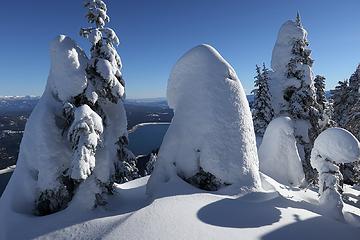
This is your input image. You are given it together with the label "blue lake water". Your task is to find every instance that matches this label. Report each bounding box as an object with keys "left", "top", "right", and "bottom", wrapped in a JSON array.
[{"left": 128, "top": 123, "right": 170, "bottom": 156}]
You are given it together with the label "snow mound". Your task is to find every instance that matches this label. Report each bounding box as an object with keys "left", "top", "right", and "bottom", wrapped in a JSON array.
[
  {"left": 49, "top": 35, "right": 88, "bottom": 102},
  {"left": 259, "top": 117, "right": 305, "bottom": 186},
  {"left": 311, "top": 127, "right": 360, "bottom": 164},
  {"left": 148, "top": 44, "right": 261, "bottom": 194}
]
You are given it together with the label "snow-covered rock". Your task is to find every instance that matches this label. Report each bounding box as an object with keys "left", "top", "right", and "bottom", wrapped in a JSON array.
[
  {"left": 311, "top": 127, "right": 360, "bottom": 220},
  {"left": 259, "top": 117, "right": 305, "bottom": 186},
  {"left": 147, "top": 44, "right": 261, "bottom": 195}
]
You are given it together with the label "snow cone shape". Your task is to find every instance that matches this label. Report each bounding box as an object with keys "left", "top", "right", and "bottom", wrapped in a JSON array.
[
  {"left": 311, "top": 127, "right": 360, "bottom": 220},
  {"left": 259, "top": 117, "right": 305, "bottom": 186},
  {"left": 147, "top": 44, "right": 261, "bottom": 194}
]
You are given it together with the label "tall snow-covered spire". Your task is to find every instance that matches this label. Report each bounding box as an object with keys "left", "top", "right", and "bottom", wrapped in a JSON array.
[{"left": 296, "top": 11, "right": 302, "bottom": 27}]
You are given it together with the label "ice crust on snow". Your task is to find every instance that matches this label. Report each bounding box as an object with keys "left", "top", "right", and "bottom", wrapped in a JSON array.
[
  {"left": 259, "top": 117, "right": 305, "bottom": 186},
  {"left": 148, "top": 44, "right": 261, "bottom": 194}
]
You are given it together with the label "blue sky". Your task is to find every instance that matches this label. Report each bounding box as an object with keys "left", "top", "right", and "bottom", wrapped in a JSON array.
[{"left": 0, "top": 0, "right": 360, "bottom": 98}]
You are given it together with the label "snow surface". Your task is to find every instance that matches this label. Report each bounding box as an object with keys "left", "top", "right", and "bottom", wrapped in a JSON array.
[
  {"left": 147, "top": 44, "right": 261, "bottom": 194},
  {"left": 259, "top": 117, "right": 305, "bottom": 186},
  {"left": 1, "top": 174, "right": 360, "bottom": 239}
]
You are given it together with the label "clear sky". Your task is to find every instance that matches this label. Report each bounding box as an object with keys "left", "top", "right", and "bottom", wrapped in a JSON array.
[{"left": 1, "top": 0, "right": 360, "bottom": 98}]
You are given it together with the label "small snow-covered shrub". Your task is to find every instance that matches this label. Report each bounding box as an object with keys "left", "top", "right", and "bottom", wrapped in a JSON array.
[{"left": 310, "top": 127, "right": 360, "bottom": 220}]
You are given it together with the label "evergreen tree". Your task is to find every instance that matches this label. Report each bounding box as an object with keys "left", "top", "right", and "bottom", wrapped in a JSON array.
[
  {"left": 145, "top": 153, "right": 157, "bottom": 175},
  {"left": 281, "top": 14, "right": 319, "bottom": 182},
  {"left": 251, "top": 64, "right": 274, "bottom": 136},
  {"left": 314, "top": 75, "right": 326, "bottom": 110},
  {"left": 331, "top": 80, "right": 349, "bottom": 126},
  {"left": 78, "top": 0, "right": 138, "bottom": 205}
]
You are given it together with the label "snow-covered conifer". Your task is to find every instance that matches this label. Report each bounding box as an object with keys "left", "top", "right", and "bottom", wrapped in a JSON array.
[
  {"left": 67, "top": 104, "right": 103, "bottom": 181},
  {"left": 259, "top": 117, "right": 305, "bottom": 186},
  {"left": 80, "top": 0, "right": 138, "bottom": 192},
  {"left": 252, "top": 64, "right": 274, "bottom": 136},
  {"left": 147, "top": 45, "right": 261, "bottom": 195},
  {"left": 310, "top": 128, "right": 360, "bottom": 220},
  {"left": 314, "top": 75, "right": 326, "bottom": 110},
  {"left": 269, "top": 13, "right": 320, "bottom": 182},
  {"left": 0, "top": 1, "right": 138, "bottom": 216},
  {"left": 145, "top": 153, "right": 157, "bottom": 175},
  {"left": 331, "top": 80, "right": 349, "bottom": 126}
]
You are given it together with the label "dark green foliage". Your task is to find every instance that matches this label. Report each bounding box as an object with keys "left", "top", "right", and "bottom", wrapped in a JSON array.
[
  {"left": 185, "top": 167, "right": 225, "bottom": 191},
  {"left": 252, "top": 63, "right": 274, "bottom": 136},
  {"left": 314, "top": 75, "right": 326, "bottom": 110}
]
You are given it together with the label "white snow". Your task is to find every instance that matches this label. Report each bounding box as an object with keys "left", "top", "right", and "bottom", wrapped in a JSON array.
[
  {"left": 259, "top": 117, "right": 305, "bottom": 186},
  {"left": 311, "top": 128, "right": 360, "bottom": 165},
  {"left": 68, "top": 105, "right": 103, "bottom": 180},
  {"left": 268, "top": 20, "right": 315, "bottom": 115},
  {"left": 48, "top": 35, "right": 88, "bottom": 102},
  {"left": 1, "top": 175, "right": 360, "bottom": 239},
  {"left": 310, "top": 127, "right": 360, "bottom": 220},
  {"left": 147, "top": 44, "right": 261, "bottom": 195}
]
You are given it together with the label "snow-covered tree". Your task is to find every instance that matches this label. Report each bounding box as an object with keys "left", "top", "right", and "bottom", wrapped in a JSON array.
[
  {"left": 0, "top": 0, "right": 139, "bottom": 216},
  {"left": 330, "top": 65, "right": 360, "bottom": 185},
  {"left": 67, "top": 104, "right": 103, "bottom": 181},
  {"left": 147, "top": 45, "right": 261, "bottom": 195},
  {"left": 310, "top": 128, "right": 360, "bottom": 220},
  {"left": 252, "top": 64, "right": 274, "bottom": 136},
  {"left": 269, "top": 13, "right": 320, "bottom": 182},
  {"left": 314, "top": 75, "right": 326, "bottom": 110},
  {"left": 331, "top": 80, "right": 349, "bottom": 126},
  {"left": 80, "top": 0, "right": 138, "bottom": 192},
  {"left": 145, "top": 153, "right": 157, "bottom": 175},
  {"left": 259, "top": 117, "right": 305, "bottom": 186}
]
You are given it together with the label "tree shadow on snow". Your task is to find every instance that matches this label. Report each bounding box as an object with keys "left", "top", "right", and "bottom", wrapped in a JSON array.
[
  {"left": 261, "top": 214, "right": 360, "bottom": 240},
  {"left": 197, "top": 191, "right": 282, "bottom": 228}
]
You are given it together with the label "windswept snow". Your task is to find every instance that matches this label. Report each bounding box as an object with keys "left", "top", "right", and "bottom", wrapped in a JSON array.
[
  {"left": 259, "top": 117, "right": 305, "bottom": 186},
  {"left": 148, "top": 44, "right": 261, "bottom": 195}
]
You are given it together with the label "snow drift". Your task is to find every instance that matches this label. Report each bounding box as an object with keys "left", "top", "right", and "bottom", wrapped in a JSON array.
[
  {"left": 147, "top": 44, "right": 261, "bottom": 195},
  {"left": 259, "top": 117, "right": 305, "bottom": 186}
]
